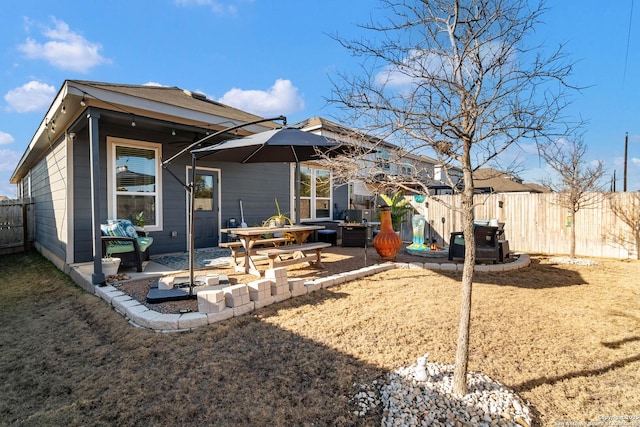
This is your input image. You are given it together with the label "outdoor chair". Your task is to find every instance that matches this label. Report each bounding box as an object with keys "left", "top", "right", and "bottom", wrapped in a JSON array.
[
  {"left": 101, "top": 219, "right": 153, "bottom": 272},
  {"left": 448, "top": 225, "right": 501, "bottom": 263}
]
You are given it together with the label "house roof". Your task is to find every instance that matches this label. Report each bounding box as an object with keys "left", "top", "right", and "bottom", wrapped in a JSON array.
[
  {"left": 295, "top": 116, "right": 440, "bottom": 164},
  {"left": 68, "top": 81, "right": 266, "bottom": 124},
  {"left": 11, "top": 80, "right": 280, "bottom": 183},
  {"left": 473, "top": 168, "right": 550, "bottom": 193}
]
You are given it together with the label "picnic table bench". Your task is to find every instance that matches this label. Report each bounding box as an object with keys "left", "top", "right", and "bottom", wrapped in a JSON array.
[
  {"left": 220, "top": 237, "right": 290, "bottom": 266},
  {"left": 220, "top": 225, "right": 325, "bottom": 276},
  {"left": 255, "top": 242, "right": 331, "bottom": 270}
]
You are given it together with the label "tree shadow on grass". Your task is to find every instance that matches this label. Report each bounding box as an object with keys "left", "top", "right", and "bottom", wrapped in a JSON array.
[
  {"left": 602, "top": 336, "right": 640, "bottom": 349},
  {"left": 512, "top": 353, "right": 640, "bottom": 394},
  {"left": 0, "top": 251, "right": 548, "bottom": 427},
  {"left": 427, "top": 256, "right": 588, "bottom": 289},
  {"left": 0, "top": 255, "right": 384, "bottom": 426}
]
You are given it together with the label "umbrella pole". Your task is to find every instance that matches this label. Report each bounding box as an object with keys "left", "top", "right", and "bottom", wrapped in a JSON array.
[
  {"left": 295, "top": 162, "right": 301, "bottom": 225},
  {"left": 189, "top": 153, "right": 197, "bottom": 295}
]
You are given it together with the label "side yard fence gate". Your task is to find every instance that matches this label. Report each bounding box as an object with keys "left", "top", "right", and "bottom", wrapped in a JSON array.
[{"left": 0, "top": 198, "right": 34, "bottom": 255}]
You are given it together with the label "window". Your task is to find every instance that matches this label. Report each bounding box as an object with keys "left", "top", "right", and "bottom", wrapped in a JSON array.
[
  {"left": 19, "top": 173, "right": 31, "bottom": 199},
  {"left": 108, "top": 138, "right": 161, "bottom": 230},
  {"left": 194, "top": 174, "right": 213, "bottom": 211},
  {"left": 376, "top": 147, "right": 390, "bottom": 170},
  {"left": 400, "top": 161, "right": 413, "bottom": 176},
  {"left": 298, "top": 165, "right": 332, "bottom": 221}
]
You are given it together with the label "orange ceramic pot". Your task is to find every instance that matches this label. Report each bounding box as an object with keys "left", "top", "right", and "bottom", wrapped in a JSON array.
[{"left": 373, "top": 207, "right": 403, "bottom": 260}]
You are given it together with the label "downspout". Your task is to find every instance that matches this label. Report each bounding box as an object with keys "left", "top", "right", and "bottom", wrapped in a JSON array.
[{"left": 88, "top": 108, "right": 105, "bottom": 285}]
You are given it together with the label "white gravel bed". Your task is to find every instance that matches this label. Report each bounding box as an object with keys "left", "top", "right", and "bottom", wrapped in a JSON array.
[
  {"left": 549, "top": 257, "right": 599, "bottom": 266},
  {"left": 353, "top": 354, "right": 533, "bottom": 426}
]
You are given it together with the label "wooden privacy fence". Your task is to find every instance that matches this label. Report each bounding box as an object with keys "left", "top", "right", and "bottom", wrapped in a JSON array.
[
  {"left": 414, "top": 192, "right": 639, "bottom": 259},
  {"left": 0, "top": 198, "right": 34, "bottom": 255}
]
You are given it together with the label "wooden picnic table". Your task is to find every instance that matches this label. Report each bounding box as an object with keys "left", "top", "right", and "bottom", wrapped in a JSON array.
[{"left": 220, "top": 225, "right": 325, "bottom": 276}]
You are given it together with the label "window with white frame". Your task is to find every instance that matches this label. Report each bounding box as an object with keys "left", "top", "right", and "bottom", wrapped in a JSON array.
[
  {"left": 376, "top": 147, "right": 390, "bottom": 170},
  {"left": 19, "top": 174, "right": 31, "bottom": 199},
  {"left": 400, "top": 160, "right": 413, "bottom": 176},
  {"left": 109, "top": 138, "right": 161, "bottom": 229},
  {"left": 299, "top": 165, "right": 332, "bottom": 221}
]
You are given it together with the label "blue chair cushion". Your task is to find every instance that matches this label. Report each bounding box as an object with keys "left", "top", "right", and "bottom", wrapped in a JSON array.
[
  {"left": 105, "top": 237, "right": 153, "bottom": 255},
  {"left": 101, "top": 219, "right": 153, "bottom": 255},
  {"left": 102, "top": 219, "right": 138, "bottom": 239}
]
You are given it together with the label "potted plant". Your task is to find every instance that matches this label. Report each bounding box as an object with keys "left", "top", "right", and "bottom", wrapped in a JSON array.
[
  {"left": 134, "top": 211, "right": 145, "bottom": 231},
  {"left": 379, "top": 191, "right": 418, "bottom": 231},
  {"left": 101, "top": 253, "right": 121, "bottom": 277},
  {"left": 263, "top": 198, "right": 293, "bottom": 227}
]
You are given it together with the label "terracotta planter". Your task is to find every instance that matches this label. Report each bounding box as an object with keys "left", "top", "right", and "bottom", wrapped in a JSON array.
[{"left": 373, "top": 207, "right": 403, "bottom": 260}]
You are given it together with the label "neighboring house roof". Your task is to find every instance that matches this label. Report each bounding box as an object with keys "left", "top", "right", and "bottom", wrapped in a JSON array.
[
  {"left": 0, "top": 195, "right": 9, "bottom": 201},
  {"left": 11, "top": 80, "right": 279, "bottom": 184},
  {"left": 296, "top": 116, "right": 465, "bottom": 194},
  {"left": 473, "top": 168, "right": 551, "bottom": 193},
  {"left": 522, "top": 182, "right": 553, "bottom": 193},
  {"left": 296, "top": 116, "right": 441, "bottom": 164}
]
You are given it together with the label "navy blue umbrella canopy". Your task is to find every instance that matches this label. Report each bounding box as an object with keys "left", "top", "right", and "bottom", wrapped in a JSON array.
[
  {"left": 192, "top": 126, "right": 347, "bottom": 225},
  {"left": 191, "top": 127, "right": 343, "bottom": 162}
]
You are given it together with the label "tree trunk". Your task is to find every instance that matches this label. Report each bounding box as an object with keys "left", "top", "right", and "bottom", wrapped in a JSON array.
[
  {"left": 452, "top": 167, "right": 475, "bottom": 395},
  {"left": 452, "top": 243, "right": 474, "bottom": 394}
]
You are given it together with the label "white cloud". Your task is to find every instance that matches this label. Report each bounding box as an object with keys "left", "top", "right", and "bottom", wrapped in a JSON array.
[
  {"left": 375, "top": 42, "right": 514, "bottom": 90},
  {"left": 0, "top": 149, "right": 21, "bottom": 172},
  {"left": 0, "top": 132, "right": 15, "bottom": 145},
  {"left": 218, "top": 79, "right": 305, "bottom": 117},
  {"left": 174, "top": 0, "right": 238, "bottom": 15},
  {"left": 632, "top": 157, "right": 640, "bottom": 165},
  {"left": 519, "top": 141, "right": 540, "bottom": 155},
  {"left": 375, "top": 49, "right": 432, "bottom": 88},
  {"left": 18, "top": 18, "right": 109, "bottom": 72},
  {"left": 143, "top": 82, "right": 169, "bottom": 87},
  {"left": 4, "top": 81, "right": 55, "bottom": 113},
  {"left": 518, "top": 165, "right": 550, "bottom": 184}
]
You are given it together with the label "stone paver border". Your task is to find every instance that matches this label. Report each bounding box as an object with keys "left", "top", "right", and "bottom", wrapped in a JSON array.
[{"left": 91, "top": 254, "right": 531, "bottom": 332}]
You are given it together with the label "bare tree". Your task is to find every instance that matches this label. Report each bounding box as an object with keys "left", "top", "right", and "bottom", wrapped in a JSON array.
[
  {"left": 540, "top": 137, "right": 605, "bottom": 258},
  {"left": 328, "top": 0, "right": 578, "bottom": 395},
  {"left": 607, "top": 193, "right": 640, "bottom": 260}
]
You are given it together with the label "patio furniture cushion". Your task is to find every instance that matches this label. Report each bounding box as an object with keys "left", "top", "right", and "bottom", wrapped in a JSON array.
[
  {"left": 102, "top": 219, "right": 137, "bottom": 240},
  {"left": 104, "top": 237, "right": 153, "bottom": 255},
  {"left": 101, "top": 219, "right": 153, "bottom": 252}
]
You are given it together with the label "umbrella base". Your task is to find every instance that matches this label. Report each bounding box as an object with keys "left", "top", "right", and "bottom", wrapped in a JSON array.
[{"left": 146, "top": 275, "right": 229, "bottom": 303}]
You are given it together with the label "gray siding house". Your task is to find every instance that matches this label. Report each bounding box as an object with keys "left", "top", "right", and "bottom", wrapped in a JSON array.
[{"left": 10, "top": 80, "right": 350, "bottom": 282}]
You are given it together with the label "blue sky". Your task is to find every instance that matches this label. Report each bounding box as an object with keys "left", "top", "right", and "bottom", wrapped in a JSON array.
[{"left": 1, "top": 0, "right": 639, "bottom": 197}]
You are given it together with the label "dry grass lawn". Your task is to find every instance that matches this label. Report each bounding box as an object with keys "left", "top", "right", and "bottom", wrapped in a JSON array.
[{"left": 0, "top": 249, "right": 639, "bottom": 426}]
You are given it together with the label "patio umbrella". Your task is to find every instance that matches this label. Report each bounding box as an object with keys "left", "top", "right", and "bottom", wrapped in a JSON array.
[
  {"left": 192, "top": 127, "right": 347, "bottom": 223},
  {"left": 167, "top": 125, "right": 347, "bottom": 295},
  {"left": 192, "top": 127, "right": 342, "bottom": 164}
]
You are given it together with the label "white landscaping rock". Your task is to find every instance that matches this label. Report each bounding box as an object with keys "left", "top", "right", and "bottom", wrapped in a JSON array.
[{"left": 352, "top": 357, "right": 533, "bottom": 426}]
